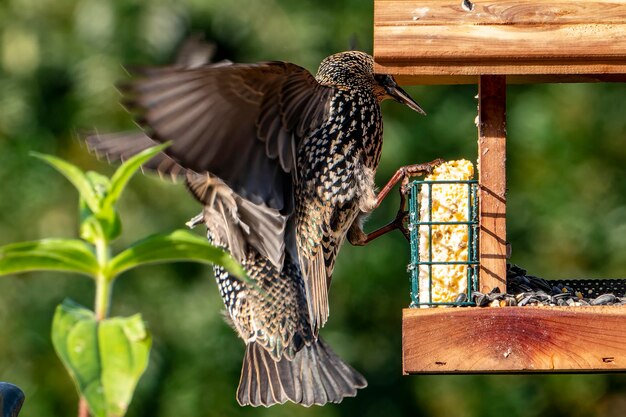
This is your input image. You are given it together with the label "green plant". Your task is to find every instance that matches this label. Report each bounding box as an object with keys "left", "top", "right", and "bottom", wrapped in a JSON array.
[{"left": 0, "top": 145, "right": 248, "bottom": 417}]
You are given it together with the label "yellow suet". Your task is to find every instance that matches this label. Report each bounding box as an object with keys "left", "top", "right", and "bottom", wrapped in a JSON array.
[{"left": 418, "top": 159, "right": 474, "bottom": 305}]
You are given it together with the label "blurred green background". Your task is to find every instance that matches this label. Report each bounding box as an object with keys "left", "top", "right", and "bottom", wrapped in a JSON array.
[{"left": 2, "top": 0, "right": 626, "bottom": 416}]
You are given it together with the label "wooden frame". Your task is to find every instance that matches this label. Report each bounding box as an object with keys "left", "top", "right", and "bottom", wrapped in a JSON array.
[
  {"left": 477, "top": 75, "right": 507, "bottom": 294},
  {"left": 403, "top": 306, "right": 626, "bottom": 373},
  {"left": 374, "top": 0, "right": 626, "bottom": 84},
  {"left": 373, "top": 0, "right": 626, "bottom": 374}
]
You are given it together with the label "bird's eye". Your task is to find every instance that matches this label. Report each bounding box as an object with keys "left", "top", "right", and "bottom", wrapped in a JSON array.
[
  {"left": 374, "top": 74, "right": 394, "bottom": 87},
  {"left": 374, "top": 74, "right": 387, "bottom": 84}
]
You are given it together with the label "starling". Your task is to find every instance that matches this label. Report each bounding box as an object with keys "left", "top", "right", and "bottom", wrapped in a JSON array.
[{"left": 87, "top": 49, "right": 432, "bottom": 406}]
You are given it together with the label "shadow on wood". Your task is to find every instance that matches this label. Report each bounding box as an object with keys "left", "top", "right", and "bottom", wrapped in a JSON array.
[{"left": 403, "top": 306, "right": 626, "bottom": 374}]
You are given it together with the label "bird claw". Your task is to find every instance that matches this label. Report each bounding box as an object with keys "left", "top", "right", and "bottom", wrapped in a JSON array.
[
  {"left": 400, "top": 158, "right": 445, "bottom": 188},
  {"left": 394, "top": 209, "right": 411, "bottom": 242},
  {"left": 394, "top": 158, "right": 446, "bottom": 240},
  {"left": 347, "top": 222, "right": 368, "bottom": 246},
  {"left": 362, "top": 158, "right": 445, "bottom": 244}
]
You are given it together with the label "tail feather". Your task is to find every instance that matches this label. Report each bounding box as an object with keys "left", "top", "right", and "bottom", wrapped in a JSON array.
[
  {"left": 238, "top": 341, "right": 290, "bottom": 406},
  {"left": 237, "top": 338, "right": 367, "bottom": 407}
]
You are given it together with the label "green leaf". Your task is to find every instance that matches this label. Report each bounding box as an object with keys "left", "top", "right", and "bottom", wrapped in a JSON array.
[
  {"left": 103, "top": 143, "right": 170, "bottom": 210},
  {"left": 31, "top": 152, "right": 100, "bottom": 213},
  {"left": 108, "top": 229, "right": 248, "bottom": 281},
  {"left": 80, "top": 210, "right": 121, "bottom": 244},
  {"left": 98, "top": 209, "right": 122, "bottom": 242},
  {"left": 80, "top": 212, "right": 104, "bottom": 245},
  {"left": 0, "top": 239, "right": 98, "bottom": 278},
  {"left": 86, "top": 171, "right": 111, "bottom": 201},
  {"left": 78, "top": 176, "right": 121, "bottom": 243},
  {"left": 52, "top": 300, "right": 151, "bottom": 417}
]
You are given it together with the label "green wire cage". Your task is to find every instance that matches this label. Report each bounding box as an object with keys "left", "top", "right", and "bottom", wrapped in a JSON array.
[{"left": 407, "top": 179, "right": 480, "bottom": 307}]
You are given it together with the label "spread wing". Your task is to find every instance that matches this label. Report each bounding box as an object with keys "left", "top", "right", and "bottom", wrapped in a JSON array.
[
  {"left": 120, "top": 62, "right": 334, "bottom": 213},
  {"left": 85, "top": 131, "right": 186, "bottom": 181},
  {"left": 92, "top": 60, "right": 340, "bottom": 331},
  {"left": 85, "top": 132, "right": 287, "bottom": 268}
]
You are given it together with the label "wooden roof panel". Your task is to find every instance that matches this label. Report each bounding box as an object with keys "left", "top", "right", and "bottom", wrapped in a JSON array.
[{"left": 374, "top": 0, "right": 626, "bottom": 83}]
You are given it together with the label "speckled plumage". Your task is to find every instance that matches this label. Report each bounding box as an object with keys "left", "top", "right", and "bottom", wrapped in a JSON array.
[
  {"left": 85, "top": 49, "right": 424, "bottom": 407},
  {"left": 211, "top": 238, "right": 311, "bottom": 362},
  {"left": 296, "top": 53, "right": 386, "bottom": 330}
]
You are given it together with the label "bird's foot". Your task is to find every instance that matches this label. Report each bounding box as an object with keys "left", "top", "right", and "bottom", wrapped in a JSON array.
[
  {"left": 347, "top": 223, "right": 368, "bottom": 246},
  {"left": 394, "top": 158, "right": 446, "bottom": 241},
  {"left": 357, "top": 158, "right": 445, "bottom": 245},
  {"left": 399, "top": 158, "right": 446, "bottom": 188},
  {"left": 392, "top": 207, "right": 411, "bottom": 242},
  {"left": 348, "top": 211, "right": 408, "bottom": 246}
]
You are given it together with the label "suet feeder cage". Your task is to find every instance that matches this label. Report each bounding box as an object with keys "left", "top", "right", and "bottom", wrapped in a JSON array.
[
  {"left": 373, "top": 0, "right": 626, "bottom": 374},
  {"left": 407, "top": 178, "right": 480, "bottom": 307}
]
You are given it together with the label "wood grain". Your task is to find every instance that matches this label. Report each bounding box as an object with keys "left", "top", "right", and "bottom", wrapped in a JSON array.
[
  {"left": 402, "top": 306, "right": 626, "bottom": 373},
  {"left": 384, "top": 72, "right": 626, "bottom": 86},
  {"left": 375, "top": 25, "right": 626, "bottom": 61},
  {"left": 376, "top": 0, "right": 626, "bottom": 26},
  {"left": 373, "top": 0, "right": 626, "bottom": 83},
  {"left": 478, "top": 76, "right": 507, "bottom": 294}
]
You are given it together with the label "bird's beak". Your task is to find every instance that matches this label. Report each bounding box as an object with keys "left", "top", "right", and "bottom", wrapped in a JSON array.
[{"left": 387, "top": 85, "right": 427, "bottom": 116}]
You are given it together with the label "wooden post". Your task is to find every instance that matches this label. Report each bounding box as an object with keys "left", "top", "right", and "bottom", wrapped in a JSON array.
[{"left": 478, "top": 75, "right": 507, "bottom": 294}]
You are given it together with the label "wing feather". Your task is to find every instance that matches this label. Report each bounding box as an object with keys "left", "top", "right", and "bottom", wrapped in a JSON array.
[
  {"left": 122, "top": 62, "right": 333, "bottom": 213},
  {"left": 108, "top": 60, "right": 338, "bottom": 319}
]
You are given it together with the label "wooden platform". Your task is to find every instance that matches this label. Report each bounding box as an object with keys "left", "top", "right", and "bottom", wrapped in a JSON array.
[
  {"left": 374, "top": 0, "right": 626, "bottom": 84},
  {"left": 403, "top": 306, "right": 626, "bottom": 374},
  {"left": 379, "top": 0, "right": 626, "bottom": 375}
]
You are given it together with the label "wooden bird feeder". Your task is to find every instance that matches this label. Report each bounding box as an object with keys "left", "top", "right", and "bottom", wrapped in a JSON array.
[{"left": 373, "top": 0, "right": 626, "bottom": 374}]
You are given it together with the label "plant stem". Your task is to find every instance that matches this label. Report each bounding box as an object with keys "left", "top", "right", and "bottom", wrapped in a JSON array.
[
  {"left": 94, "top": 237, "right": 111, "bottom": 321},
  {"left": 78, "top": 397, "right": 89, "bottom": 417},
  {"left": 82, "top": 237, "right": 113, "bottom": 417},
  {"left": 94, "top": 272, "right": 112, "bottom": 321}
]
